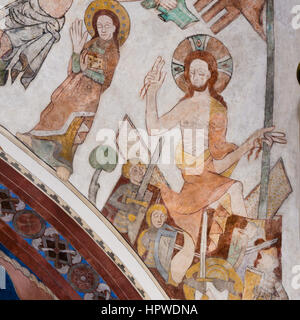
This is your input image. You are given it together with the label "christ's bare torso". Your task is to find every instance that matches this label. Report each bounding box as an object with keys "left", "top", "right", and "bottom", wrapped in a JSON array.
[{"left": 178, "top": 95, "right": 211, "bottom": 157}]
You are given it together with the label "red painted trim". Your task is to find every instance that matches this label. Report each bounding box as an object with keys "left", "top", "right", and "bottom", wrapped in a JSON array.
[
  {"left": 0, "top": 158, "right": 142, "bottom": 300},
  {"left": 0, "top": 220, "right": 81, "bottom": 300}
]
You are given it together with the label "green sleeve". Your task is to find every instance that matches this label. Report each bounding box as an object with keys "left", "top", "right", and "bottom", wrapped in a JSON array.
[
  {"left": 72, "top": 53, "right": 81, "bottom": 73},
  {"left": 84, "top": 69, "right": 105, "bottom": 84},
  {"left": 141, "top": 0, "right": 157, "bottom": 9}
]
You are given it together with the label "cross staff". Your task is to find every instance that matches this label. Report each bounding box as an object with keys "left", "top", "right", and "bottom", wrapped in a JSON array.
[{"left": 258, "top": 0, "right": 275, "bottom": 219}]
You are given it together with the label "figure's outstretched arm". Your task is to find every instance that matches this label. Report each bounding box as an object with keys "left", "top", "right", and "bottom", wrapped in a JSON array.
[
  {"left": 143, "top": 56, "right": 187, "bottom": 135},
  {"left": 108, "top": 185, "right": 129, "bottom": 211},
  {"left": 213, "top": 126, "right": 285, "bottom": 174}
]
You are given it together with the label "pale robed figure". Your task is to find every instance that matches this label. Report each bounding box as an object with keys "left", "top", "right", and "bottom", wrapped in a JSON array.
[{"left": 0, "top": 0, "right": 74, "bottom": 88}]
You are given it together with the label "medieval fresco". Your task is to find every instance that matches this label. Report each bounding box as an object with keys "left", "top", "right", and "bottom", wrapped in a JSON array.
[{"left": 0, "top": 0, "right": 299, "bottom": 300}]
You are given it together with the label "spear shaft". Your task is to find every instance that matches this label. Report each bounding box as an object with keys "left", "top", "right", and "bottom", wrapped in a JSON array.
[{"left": 258, "top": 0, "right": 275, "bottom": 219}]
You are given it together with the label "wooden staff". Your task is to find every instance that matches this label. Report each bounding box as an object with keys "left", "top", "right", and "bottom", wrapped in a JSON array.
[{"left": 258, "top": 0, "right": 275, "bottom": 219}]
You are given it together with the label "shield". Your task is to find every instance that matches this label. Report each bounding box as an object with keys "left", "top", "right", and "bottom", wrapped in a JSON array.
[{"left": 154, "top": 225, "right": 178, "bottom": 282}]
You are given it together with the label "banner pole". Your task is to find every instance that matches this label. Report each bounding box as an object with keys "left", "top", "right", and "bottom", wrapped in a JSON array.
[{"left": 258, "top": 0, "right": 275, "bottom": 219}]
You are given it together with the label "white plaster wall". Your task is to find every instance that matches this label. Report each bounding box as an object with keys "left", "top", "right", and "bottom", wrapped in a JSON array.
[{"left": 0, "top": 0, "right": 299, "bottom": 299}]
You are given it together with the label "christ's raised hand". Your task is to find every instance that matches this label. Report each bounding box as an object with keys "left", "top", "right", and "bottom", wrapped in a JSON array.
[{"left": 140, "top": 56, "right": 166, "bottom": 99}]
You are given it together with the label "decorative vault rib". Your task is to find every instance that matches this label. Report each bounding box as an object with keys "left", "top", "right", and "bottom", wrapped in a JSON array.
[
  {"left": 0, "top": 183, "right": 119, "bottom": 300},
  {"left": 0, "top": 148, "right": 149, "bottom": 300}
]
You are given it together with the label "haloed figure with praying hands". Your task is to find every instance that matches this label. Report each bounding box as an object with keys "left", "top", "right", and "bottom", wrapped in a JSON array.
[{"left": 16, "top": 9, "right": 122, "bottom": 181}]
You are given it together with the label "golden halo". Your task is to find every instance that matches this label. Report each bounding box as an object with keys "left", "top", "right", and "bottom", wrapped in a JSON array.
[
  {"left": 84, "top": 0, "right": 130, "bottom": 46},
  {"left": 171, "top": 34, "right": 233, "bottom": 93}
]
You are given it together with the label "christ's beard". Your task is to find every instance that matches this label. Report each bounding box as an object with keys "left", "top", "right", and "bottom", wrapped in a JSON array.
[{"left": 191, "top": 80, "right": 209, "bottom": 92}]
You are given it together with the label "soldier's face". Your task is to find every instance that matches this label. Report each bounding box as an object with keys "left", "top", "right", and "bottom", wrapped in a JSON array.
[
  {"left": 151, "top": 210, "right": 166, "bottom": 228},
  {"left": 189, "top": 59, "right": 211, "bottom": 89},
  {"left": 97, "top": 15, "right": 116, "bottom": 41},
  {"left": 257, "top": 253, "right": 279, "bottom": 272},
  {"left": 129, "top": 165, "right": 145, "bottom": 185}
]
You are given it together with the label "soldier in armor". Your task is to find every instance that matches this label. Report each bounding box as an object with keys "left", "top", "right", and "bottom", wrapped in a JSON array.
[
  {"left": 107, "top": 159, "right": 147, "bottom": 233},
  {"left": 138, "top": 204, "right": 169, "bottom": 268},
  {"left": 138, "top": 203, "right": 193, "bottom": 285},
  {"left": 253, "top": 247, "right": 288, "bottom": 300}
]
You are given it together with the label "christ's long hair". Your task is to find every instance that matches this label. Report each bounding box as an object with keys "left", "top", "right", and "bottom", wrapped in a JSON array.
[
  {"left": 92, "top": 9, "right": 120, "bottom": 50},
  {"left": 181, "top": 50, "right": 227, "bottom": 108}
]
